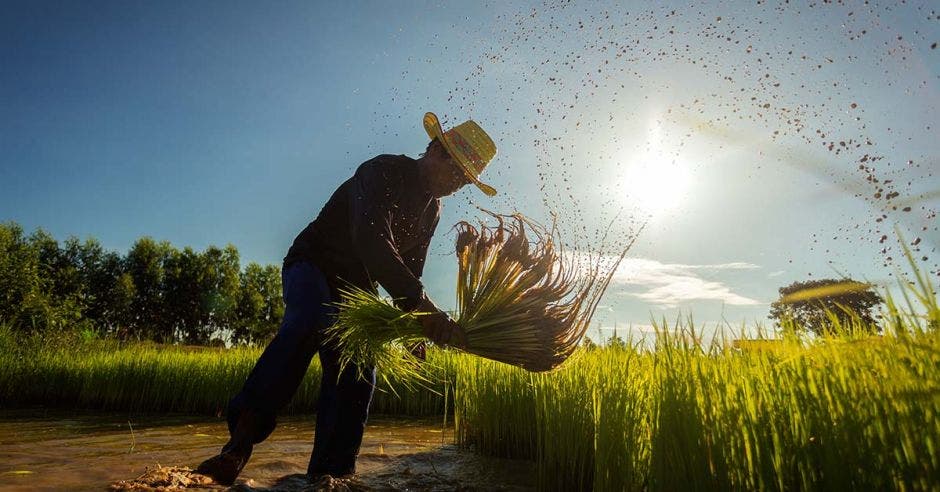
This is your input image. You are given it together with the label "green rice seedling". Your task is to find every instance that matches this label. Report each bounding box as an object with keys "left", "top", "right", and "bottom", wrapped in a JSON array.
[
  {"left": 0, "top": 330, "right": 453, "bottom": 416},
  {"left": 453, "top": 354, "right": 538, "bottom": 459},
  {"left": 328, "top": 286, "right": 431, "bottom": 392},
  {"left": 450, "top": 258, "right": 940, "bottom": 491},
  {"left": 326, "top": 211, "right": 637, "bottom": 380},
  {"left": 2, "top": 241, "right": 938, "bottom": 491},
  {"left": 1, "top": 275, "right": 939, "bottom": 491}
]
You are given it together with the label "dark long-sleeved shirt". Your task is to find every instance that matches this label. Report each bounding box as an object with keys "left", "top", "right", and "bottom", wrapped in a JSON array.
[{"left": 283, "top": 154, "right": 441, "bottom": 311}]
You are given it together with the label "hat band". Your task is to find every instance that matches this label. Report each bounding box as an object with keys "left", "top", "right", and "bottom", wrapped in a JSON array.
[{"left": 447, "top": 131, "right": 484, "bottom": 174}]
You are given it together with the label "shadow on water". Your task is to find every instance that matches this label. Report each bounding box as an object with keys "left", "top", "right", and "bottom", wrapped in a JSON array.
[{"left": 0, "top": 409, "right": 534, "bottom": 491}]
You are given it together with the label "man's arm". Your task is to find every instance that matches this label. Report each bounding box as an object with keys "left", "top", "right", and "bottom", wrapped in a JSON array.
[
  {"left": 348, "top": 160, "right": 464, "bottom": 347},
  {"left": 401, "top": 212, "right": 440, "bottom": 280},
  {"left": 348, "top": 162, "right": 425, "bottom": 311}
]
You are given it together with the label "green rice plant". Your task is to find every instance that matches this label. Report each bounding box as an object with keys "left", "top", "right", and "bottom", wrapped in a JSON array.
[
  {"left": 2, "top": 238, "right": 938, "bottom": 491},
  {"left": 450, "top": 325, "right": 939, "bottom": 490},
  {"left": 0, "top": 330, "right": 454, "bottom": 416},
  {"left": 453, "top": 354, "right": 538, "bottom": 459},
  {"left": 451, "top": 258, "right": 940, "bottom": 491},
  {"left": 328, "top": 287, "right": 430, "bottom": 391},
  {"left": 1, "top": 276, "right": 938, "bottom": 491},
  {"left": 326, "top": 212, "right": 636, "bottom": 382}
]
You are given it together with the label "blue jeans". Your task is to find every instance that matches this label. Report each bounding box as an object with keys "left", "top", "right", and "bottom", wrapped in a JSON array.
[{"left": 226, "top": 260, "right": 376, "bottom": 476}]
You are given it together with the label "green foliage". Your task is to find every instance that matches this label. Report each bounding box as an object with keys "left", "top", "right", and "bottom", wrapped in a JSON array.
[
  {"left": 453, "top": 322, "right": 940, "bottom": 491},
  {"left": 125, "top": 237, "right": 174, "bottom": 341},
  {"left": 0, "top": 263, "right": 936, "bottom": 489},
  {"left": 74, "top": 238, "right": 129, "bottom": 334},
  {"left": 0, "top": 326, "right": 452, "bottom": 416},
  {"left": 452, "top": 259, "right": 940, "bottom": 491},
  {"left": 231, "top": 262, "right": 283, "bottom": 346},
  {"left": 2, "top": 225, "right": 937, "bottom": 490},
  {"left": 769, "top": 278, "right": 884, "bottom": 335},
  {"left": 161, "top": 245, "right": 241, "bottom": 344},
  {"left": 2, "top": 322, "right": 937, "bottom": 490},
  {"left": 605, "top": 332, "right": 627, "bottom": 348},
  {"left": 0, "top": 222, "right": 38, "bottom": 324},
  {"left": 580, "top": 335, "right": 597, "bottom": 350},
  {"left": 0, "top": 222, "right": 84, "bottom": 332},
  {"left": 326, "top": 286, "right": 429, "bottom": 390},
  {"left": 0, "top": 221, "right": 283, "bottom": 345},
  {"left": 199, "top": 244, "right": 241, "bottom": 342}
]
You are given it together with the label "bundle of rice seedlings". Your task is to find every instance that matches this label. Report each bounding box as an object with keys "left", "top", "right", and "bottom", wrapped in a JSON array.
[
  {"left": 326, "top": 211, "right": 637, "bottom": 380},
  {"left": 328, "top": 287, "right": 431, "bottom": 389}
]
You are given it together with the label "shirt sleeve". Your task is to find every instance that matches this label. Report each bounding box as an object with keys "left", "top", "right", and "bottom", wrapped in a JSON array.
[{"left": 348, "top": 161, "right": 425, "bottom": 311}]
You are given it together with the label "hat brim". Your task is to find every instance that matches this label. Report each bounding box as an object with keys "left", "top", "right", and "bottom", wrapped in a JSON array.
[{"left": 423, "top": 112, "right": 497, "bottom": 197}]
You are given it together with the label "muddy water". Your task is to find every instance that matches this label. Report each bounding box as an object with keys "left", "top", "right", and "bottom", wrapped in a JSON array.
[{"left": 0, "top": 409, "right": 535, "bottom": 491}]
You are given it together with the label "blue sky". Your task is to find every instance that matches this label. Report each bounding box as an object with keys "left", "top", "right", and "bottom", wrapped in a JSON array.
[{"left": 2, "top": 1, "right": 937, "bottom": 342}]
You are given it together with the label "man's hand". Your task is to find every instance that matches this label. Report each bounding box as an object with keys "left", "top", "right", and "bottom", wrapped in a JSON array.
[
  {"left": 416, "top": 296, "right": 467, "bottom": 348},
  {"left": 421, "top": 313, "right": 466, "bottom": 348}
]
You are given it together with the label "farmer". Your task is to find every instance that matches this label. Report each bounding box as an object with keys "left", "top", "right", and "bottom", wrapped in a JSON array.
[{"left": 196, "top": 112, "right": 498, "bottom": 485}]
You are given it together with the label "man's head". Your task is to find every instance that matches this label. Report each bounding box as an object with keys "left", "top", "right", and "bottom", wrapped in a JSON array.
[
  {"left": 419, "top": 138, "right": 472, "bottom": 197},
  {"left": 422, "top": 112, "right": 497, "bottom": 196}
]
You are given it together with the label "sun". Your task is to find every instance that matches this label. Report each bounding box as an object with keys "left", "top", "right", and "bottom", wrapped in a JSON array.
[
  {"left": 626, "top": 157, "right": 692, "bottom": 213},
  {"left": 619, "top": 120, "right": 693, "bottom": 215}
]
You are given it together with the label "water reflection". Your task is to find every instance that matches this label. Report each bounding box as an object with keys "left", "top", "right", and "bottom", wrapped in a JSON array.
[{"left": 0, "top": 409, "right": 534, "bottom": 491}]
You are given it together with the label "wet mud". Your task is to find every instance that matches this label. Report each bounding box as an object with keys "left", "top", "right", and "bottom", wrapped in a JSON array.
[{"left": 0, "top": 410, "right": 534, "bottom": 491}]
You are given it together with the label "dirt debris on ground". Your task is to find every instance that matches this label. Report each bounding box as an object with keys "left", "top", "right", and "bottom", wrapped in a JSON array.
[
  {"left": 107, "top": 446, "right": 534, "bottom": 491},
  {"left": 108, "top": 466, "right": 218, "bottom": 491},
  {"left": 108, "top": 467, "right": 369, "bottom": 492}
]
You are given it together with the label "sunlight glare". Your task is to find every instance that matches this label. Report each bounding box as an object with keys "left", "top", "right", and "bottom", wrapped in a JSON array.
[
  {"left": 619, "top": 119, "right": 693, "bottom": 215},
  {"left": 628, "top": 158, "right": 692, "bottom": 213}
]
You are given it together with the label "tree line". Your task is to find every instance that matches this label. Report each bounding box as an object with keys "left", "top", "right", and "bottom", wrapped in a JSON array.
[
  {"left": 0, "top": 222, "right": 282, "bottom": 346},
  {"left": 0, "top": 219, "right": 894, "bottom": 347}
]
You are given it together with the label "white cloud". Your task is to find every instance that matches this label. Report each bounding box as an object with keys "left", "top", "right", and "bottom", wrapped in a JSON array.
[
  {"left": 768, "top": 270, "right": 786, "bottom": 278},
  {"left": 607, "top": 257, "right": 763, "bottom": 308}
]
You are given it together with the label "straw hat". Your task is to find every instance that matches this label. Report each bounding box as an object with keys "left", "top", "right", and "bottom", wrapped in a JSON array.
[{"left": 423, "top": 112, "right": 497, "bottom": 196}]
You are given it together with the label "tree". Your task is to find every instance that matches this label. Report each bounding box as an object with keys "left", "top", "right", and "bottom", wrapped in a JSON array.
[
  {"left": 232, "top": 262, "right": 283, "bottom": 345},
  {"left": 769, "top": 278, "right": 884, "bottom": 335},
  {"left": 0, "top": 222, "right": 43, "bottom": 327},
  {"left": 75, "top": 239, "right": 129, "bottom": 334},
  {"left": 31, "top": 232, "right": 86, "bottom": 306},
  {"left": 198, "top": 244, "right": 241, "bottom": 342},
  {"left": 0, "top": 224, "right": 85, "bottom": 332},
  {"left": 109, "top": 272, "right": 137, "bottom": 338},
  {"left": 163, "top": 246, "right": 202, "bottom": 343},
  {"left": 1, "top": 221, "right": 283, "bottom": 345},
  {"left": 163, "top": 244, "right": 242, "bottom": 344},
  {"left": 125, "top": 237, "right": 174, "bottom": 341},
  {"left": 580, "top": 335, "right": 598, "bottom": 350},
  {"left": 606, "top": 333, "right": 627, "bottom": 348}
]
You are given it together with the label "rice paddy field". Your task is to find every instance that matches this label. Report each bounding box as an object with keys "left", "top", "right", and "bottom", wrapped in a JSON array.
[
  {"left": 0, "top": 330, "right": 455, "bottom": 418},
  {"left": 2, "top": 313, "right": 939, "bottom": 491},
  {"left": 456, "top": 328, "right": 940, "bottom": 491},
  {"left": 2, "top": 258, "right": 938, "bottom": 491}
]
